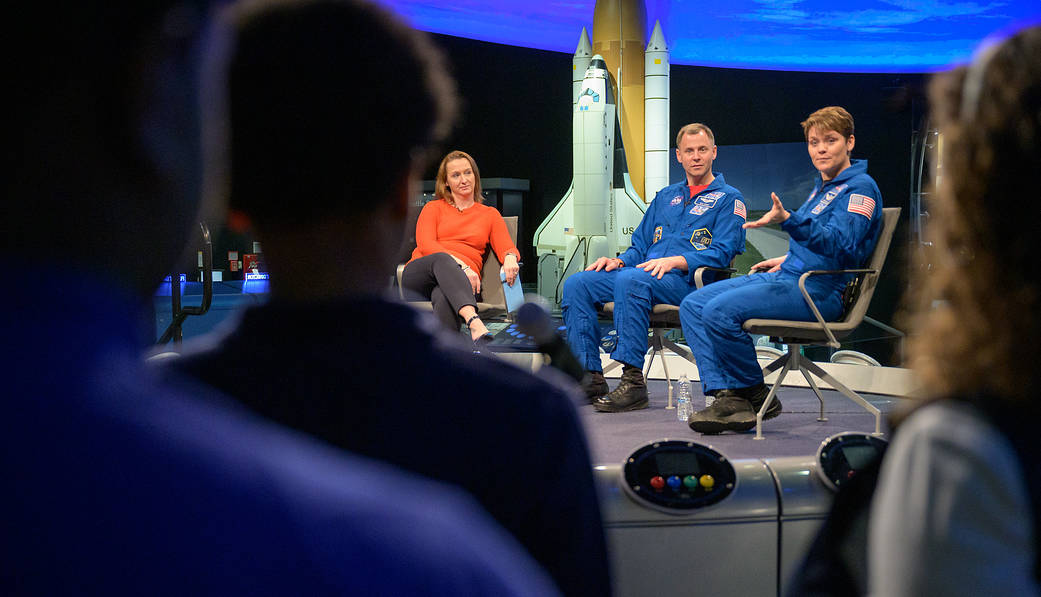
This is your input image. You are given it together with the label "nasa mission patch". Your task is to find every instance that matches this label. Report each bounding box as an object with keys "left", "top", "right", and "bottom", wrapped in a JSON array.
[{"left": 690, "top": 228, "right": 712, "bottom": 250}]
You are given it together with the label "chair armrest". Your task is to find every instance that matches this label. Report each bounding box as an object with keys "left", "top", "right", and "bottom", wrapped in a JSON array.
[
  {"left": 796, "top": 268, "right": 877, "bottom": 348},
  {"left": 693, "top": 266, "right": 737, "bottom": 289},
  {"left": 396, "top": 263, "right": 406, "bottom": 300}
]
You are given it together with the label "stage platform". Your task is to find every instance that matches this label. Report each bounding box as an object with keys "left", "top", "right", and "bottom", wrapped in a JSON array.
[
  {"left": 576, "top": 380, "right": 901, "bottom": 465},
  {"left": 154, "top": 293, "right": 908, "bottom": 465}
]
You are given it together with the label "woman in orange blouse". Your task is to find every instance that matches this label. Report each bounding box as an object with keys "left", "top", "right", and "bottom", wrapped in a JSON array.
[{"left": 402, "top": 150, "right": 520, "bottom": 345}]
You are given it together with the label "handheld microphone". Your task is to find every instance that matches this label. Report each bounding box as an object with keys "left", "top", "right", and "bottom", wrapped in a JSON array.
[{"left": 516, "top": 297, "right": 586, "bottom": 384}]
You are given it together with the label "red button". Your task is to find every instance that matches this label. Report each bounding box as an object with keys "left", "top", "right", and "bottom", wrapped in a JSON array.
[{"left": 650, "top": 476, "right": 665, "bottom": 491}]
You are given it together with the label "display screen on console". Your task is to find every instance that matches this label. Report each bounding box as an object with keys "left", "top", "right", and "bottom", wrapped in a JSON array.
[
  {"left": 816, "top": 432, "right": 888, "bottom": 492},
  {"left": 841, "top": 444, "right": 879, "bottom": 470},
  {"left": 653, "top": 452, "right": 700, "bottom": 478}
]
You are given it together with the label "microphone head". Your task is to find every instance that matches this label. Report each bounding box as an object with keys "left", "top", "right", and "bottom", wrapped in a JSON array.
[
  {"left": 516, "top": 297, "right": 557, "bottom": 343},
  {"left": 521, "top": 292, "right": 552, "bottom": 312}
]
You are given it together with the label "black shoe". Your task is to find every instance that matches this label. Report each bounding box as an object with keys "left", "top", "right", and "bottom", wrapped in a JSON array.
[
  {"left": 687, "top": 390, "right": 755, "bottom": 434},
  {"left": 472, "top": 332, "right": 494, "bottom": 354},
  {"left": 467, "top": 314, "right": 494, "bottom": 353},
  {"left": 743, "top": 383, "right": 782, "bottom": 420},
  {"left": 593, "top": 366, "right": 649, "bottom": 412},
  {"left": 580, "top": 371, "right": 610, "bottom": 402}
]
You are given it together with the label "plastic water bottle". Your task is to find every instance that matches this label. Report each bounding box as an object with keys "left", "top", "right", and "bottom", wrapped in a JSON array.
[{"left": 676, "top": 375, "right": 692, "bottom": 422}]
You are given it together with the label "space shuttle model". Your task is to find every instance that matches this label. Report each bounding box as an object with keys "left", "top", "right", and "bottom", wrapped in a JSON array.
[{"left": 534, "top": 0, "right": 670, "bottom": 303}]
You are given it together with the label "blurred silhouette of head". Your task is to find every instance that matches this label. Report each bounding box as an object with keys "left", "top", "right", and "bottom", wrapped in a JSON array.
[
  {"left": 6, "top": 2, "right": 209, "bottom": 298},
  {"left": 906, "top": 25, "right": 1041, "bottom": 405},
  {"left": 222, "top": 0, "right": 458, "bottom": 238}
]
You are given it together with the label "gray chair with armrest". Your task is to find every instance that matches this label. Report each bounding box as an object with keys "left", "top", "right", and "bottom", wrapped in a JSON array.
[
  {"left": 742, "top": 206, "right": 900, "bottom": 439},
  {"left": 396, "top": 215, "right": 519, "bottom": 323},
  {"left": 600, "top": 264, "right": 735, "bottom": 408}
]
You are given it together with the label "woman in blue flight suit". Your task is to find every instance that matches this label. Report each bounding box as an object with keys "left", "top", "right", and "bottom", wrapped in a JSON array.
[{"left": 680, "top": 106, "right": 883, "bottom": 434}]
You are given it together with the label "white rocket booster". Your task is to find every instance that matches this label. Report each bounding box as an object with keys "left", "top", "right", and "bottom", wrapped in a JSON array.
[
  {"left": 573, "top": 28, "right": 592, "bottom": 105},
  {"left": 644, "top": 21, "right": 670, "bottom": 199},
  {"left": 573, "top": 55, "right": 613, "bottom": 236}
]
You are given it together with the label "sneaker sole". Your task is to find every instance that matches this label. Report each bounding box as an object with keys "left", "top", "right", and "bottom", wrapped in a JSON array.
[
  {"left": 688, "top": 416, "right": 756, "bottom": 434},
  {"left": 691, "top": 401, "right": 781, "bottom": 433},
  {"left": 593, "top": 397, "right": 649, "bottom": 413}
]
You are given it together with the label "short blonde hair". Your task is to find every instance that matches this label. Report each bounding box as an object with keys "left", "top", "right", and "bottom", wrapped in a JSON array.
[{"left": 675, "top": 123, "right": 715, "bottom": 147}]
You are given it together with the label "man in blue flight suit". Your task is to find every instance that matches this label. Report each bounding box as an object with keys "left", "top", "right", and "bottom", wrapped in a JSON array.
[
  {"left": 562, "top": 123, "right": 747, "bottom": 412},
  {"left": 682, "top": 106, "right": 883, "bottom": 433}
]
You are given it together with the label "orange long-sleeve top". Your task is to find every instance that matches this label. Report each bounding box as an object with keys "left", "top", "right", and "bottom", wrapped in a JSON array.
[{"left": 408, "top": 199, "right": 519, "bottom": 274}]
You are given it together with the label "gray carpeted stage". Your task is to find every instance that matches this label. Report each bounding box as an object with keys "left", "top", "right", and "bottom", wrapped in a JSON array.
[{"left": 577, "top": 379, "right": 899, "bottom": 465}]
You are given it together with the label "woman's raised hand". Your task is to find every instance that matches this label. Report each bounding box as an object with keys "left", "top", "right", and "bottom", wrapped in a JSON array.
[{"left": 743, "top": 192, "right": 790, "bottom": 229}]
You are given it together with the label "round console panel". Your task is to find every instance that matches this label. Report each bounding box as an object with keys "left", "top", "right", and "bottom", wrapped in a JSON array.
[
  {"left": 815, "top": 432, "right": 888, "bottom": 492},
  {"left": 621, "top": 440, "right": 737, "bottom": 514}
]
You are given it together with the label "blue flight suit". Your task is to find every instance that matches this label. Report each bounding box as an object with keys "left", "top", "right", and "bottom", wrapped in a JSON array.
[
  {"left": 679, "top": 159, "right": 883, "bottom": 394},
  {"left": 563, "top": 174, "right": 747, "bottom": 371}
]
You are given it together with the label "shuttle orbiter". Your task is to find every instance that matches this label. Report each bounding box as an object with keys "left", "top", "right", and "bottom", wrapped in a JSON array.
[{"left": 534, "top": 0, "right": 670, "bottom": 304}]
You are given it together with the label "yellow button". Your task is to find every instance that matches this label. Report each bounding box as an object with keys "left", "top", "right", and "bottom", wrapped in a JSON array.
[{"left": 700, "top": 475, "right": 715, "bottom": 489}]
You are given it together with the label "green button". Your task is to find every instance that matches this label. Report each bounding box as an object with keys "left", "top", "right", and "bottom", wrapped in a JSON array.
[{"left": 683, "top": 475, "right": 699, "bottom": 489}]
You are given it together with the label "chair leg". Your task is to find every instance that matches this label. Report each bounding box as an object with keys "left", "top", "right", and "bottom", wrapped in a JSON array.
[
  {"left": 755, "top": 356, "right": 795, "bottom": 440},
  {"left": 644, "top": 331, "right": 659, "bottom": 377},
  {"left": 801, "top": 359, "right": 884, "bottom": 436},
  {"left": 657, "top": 339, "right": 676, "bottom": 410},
  {"left": 789, "top": 350, "right": 828, "bottom": 421},
  {"left": 800, "top": 369, "right": 828, "bottom": 422},
  {"left": 760, "top": 351, "right": 791, "bottom": 377},
  {"left": 661, "top": 338, "right": 697, "bottom": 364},
  {"left": 644, "top": 330, "right": 676, "bottom": 409}
]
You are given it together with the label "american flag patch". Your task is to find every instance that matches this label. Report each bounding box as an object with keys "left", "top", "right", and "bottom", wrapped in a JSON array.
[
  {"left": 847, "top": 194, "right": 875, "bottom": 219},
  {"left": 734, "top": 199, "right": 746, "bottom": 219}
]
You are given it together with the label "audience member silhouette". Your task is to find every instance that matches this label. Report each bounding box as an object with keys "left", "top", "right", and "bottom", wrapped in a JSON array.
[
  {"left": 2, "top": 2, "right": 561, "bottom": 595},
  {"left": 868, "top": 25, "right": 1041, "bottom": 597},
  {"left": 168, "top": 1, "right": 610, "bottom": 595}
]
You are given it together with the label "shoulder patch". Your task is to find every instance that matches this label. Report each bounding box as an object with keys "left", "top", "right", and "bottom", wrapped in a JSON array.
[
  {"left": 847, "top": 194, "right": 876, "bottom": 219},
  {"left": 733, "top": 199, "right": 746, "bottom": 220},
  {"left": 669, "top": 196, "right": 683, "bottom": 206}
]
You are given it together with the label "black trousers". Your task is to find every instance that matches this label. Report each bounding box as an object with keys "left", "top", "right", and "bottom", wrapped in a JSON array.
[{"left": 401, "top": 252, "right": 480, "bottom": 331}]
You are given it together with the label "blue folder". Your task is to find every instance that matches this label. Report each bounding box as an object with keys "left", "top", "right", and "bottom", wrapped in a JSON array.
[{"left": 500, "top": 271, "right": 524, "bottom": 313}]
